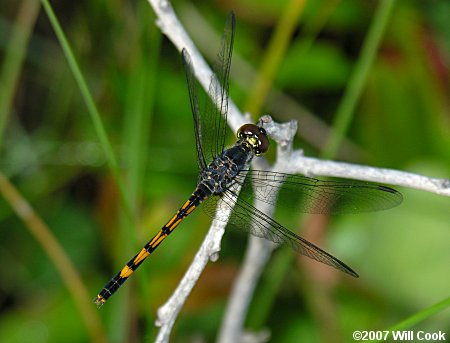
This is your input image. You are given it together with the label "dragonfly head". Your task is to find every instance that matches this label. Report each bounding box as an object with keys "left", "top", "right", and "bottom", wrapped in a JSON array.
[{"left": 237, "top": 124, "right": 269, "bottom": 156}]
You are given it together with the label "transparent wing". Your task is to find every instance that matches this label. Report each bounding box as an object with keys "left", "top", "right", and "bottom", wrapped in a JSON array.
[
  {"left": 182, "top": 49, "right": 207, "bottom": 170},
  {"left": 206, "top": 12, "right": 235, "bottom": 160},
  {"left": 202, "top": 190, "right": 358, "bottom": 277},
  {"left": 182, "top": 12, "right": 235, "bottom": 171},
  {"left": 234, "top": 170, "right": 403, "bottom": 214}
]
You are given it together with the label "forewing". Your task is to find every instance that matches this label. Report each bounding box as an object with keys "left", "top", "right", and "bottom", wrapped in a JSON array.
[
  {"left": 234, "top": 170, "right": 403, "bottom": 214},
  {"left": 182, "top": 49, "right": 207, "bottom": 170},
  {"left": 203, "top": 12, "right": 235, "bottom": 162}
]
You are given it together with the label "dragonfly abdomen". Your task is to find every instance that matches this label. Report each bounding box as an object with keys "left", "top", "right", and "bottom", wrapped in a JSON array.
[{"left": 93, "top": 190, "right": 205, "bottom": 308}]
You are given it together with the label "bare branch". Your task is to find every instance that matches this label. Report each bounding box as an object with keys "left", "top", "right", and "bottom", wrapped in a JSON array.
[{"left": 290, "top": 156, "right": 450, "bottom": 196}]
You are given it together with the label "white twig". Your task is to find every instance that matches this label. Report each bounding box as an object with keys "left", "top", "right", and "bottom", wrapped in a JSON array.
[
  {"left": 287, "top": 155, "right": 450, "bottom": 196},
  {"left": 145, "top": 1, "right": 450, "bottom": 342}
]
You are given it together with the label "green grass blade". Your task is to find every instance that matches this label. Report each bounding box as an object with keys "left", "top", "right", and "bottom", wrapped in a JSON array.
[
  {"left": 40, "top": 0, "right": 134, "bottom": 224},
  {"left": 0, "top": 172, "right": 107, "bottom": 343},
  {"left": 373, "top": 296, "right": 450, "bottom": 342},
  {"left": 0, "top": 0, "right": 41, "bottom": 148},
  {"left": 389, "top": 296, "right": 450, "bottom": 331},
  {"left": 322, "top": 0, "right": 396, "bottom": 159},
  {"left": 244, "top": 0, "right": 307, "bottom": 117}
]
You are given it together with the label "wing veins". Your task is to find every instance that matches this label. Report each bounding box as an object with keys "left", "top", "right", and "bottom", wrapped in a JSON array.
[
  {"left": 234, "top": 170, "right": 402, "bottom": 214},
  {"left": 181, "top": 49, "right": 207, "bottom": 170},
  {"left": 220, "top": 190, "right": 358, "bottom": 277}
]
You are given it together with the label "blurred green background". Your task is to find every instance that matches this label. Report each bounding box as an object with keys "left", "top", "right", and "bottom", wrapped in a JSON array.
[{"left": 0, "top": 0, "right": 449, "bottom": 342}]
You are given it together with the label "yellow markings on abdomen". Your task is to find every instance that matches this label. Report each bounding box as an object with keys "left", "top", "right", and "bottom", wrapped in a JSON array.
[
  {"left": 151, "top": 233, "right": 168, "bottom": 248},
  {"left": 164, "top": 198, "right": 196, "bottom": 230},
  {"left": 169, "top": 219, "right": 183, "bottom": 231},
  {"left": 181, "top": 199, "right": 192, "bottom": 210},
  {"left": 149, "top": 229, "right": 164, "bottom": 246},
  {"left": 133, "top": 248, "right": 150, "bottom": 265},
  {"left": 119, "top": 265, "right": 134, "bottom": 278},
  {"left": 165, "top": 212, "right": 179, "bottom": 228},
  {"left": 185, "top": 203, "right": 197, "bottom": 215}
]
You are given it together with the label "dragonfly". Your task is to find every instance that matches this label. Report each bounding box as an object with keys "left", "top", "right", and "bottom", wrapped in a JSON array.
[{"left": 93, "top": 12, "right": 402, "bottom": 308}]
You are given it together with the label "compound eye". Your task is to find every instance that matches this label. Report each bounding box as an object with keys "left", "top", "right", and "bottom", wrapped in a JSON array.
[
  {"left": 237, "top": 123, "right": 270, "bottom": 155},
  {"left": 237, "top": 123, "right": 258, "bottom": 138},
  {"left": 257, "top": 129, "right": 269, "bottom": 155}
]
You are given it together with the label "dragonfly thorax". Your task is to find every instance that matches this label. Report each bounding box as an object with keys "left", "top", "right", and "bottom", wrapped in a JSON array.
[
  {"left": 199, "top": 144, "right": 253, "bottom": 195},
  {"left": 198, "top": 125, "right": 268, "bottom": 196}
]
